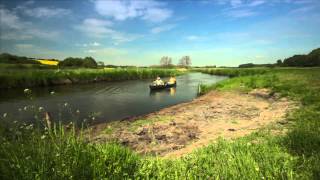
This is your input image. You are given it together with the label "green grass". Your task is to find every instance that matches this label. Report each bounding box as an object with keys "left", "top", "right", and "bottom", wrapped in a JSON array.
[
  {"left": 1, "top": 67, "right": 319, "bottom": 179},
  {"left": 198, "top": 67, "right": 320, "bottom": 178},
  {"left": 0, "top": 68, "right": 182, "bottom": 88}
]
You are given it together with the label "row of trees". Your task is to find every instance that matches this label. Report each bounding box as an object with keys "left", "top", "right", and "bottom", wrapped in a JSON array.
[
  {"left": 280, "top": 48, "right": 320, "bottom": 67},
  {"left": 159, "top": 56, "right": 192, "bottom": 67},
  {"left": 0, "top": 53, "right": 40, "bottom": 64},
  {"left": 0, "top": 53, "right": 100, "bottom": 68},
  {"left": 59, "top": 57, "right": 98, "bottom": 68},
  {"left": 239, "top": 48, "right": 320, "bottom": 68}
]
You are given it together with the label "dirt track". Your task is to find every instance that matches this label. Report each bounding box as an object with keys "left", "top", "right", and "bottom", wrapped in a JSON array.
[{"left": 89, "top": 89, "right": 296, "bottom": 158}]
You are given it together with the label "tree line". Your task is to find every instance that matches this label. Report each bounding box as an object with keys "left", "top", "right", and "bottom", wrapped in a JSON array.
[
  {"left": 58, "top": 57, "right": 98, "bottom": 68},
  {"left": 0, "top": 53, "right": 40, "bottom": 64},
  {"left": 239, "top": 48, "right": 320, "bottom": 68},
  {"left": 0, "top": 53, "right": 99, "bottom": 68}
]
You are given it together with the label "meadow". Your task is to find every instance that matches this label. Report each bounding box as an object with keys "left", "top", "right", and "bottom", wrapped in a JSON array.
[
  {"left": 0, "top": 66, "right": 181, "bottom": 88},
  {"left": 1, "top": 67, "right": 320, "bottom": 179}
]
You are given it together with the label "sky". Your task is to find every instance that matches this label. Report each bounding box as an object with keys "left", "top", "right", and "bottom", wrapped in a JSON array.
[{"left": 0, "top": 0, "right": 320, "bottom": 66}]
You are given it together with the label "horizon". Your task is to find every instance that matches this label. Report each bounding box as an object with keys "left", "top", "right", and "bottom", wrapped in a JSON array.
[{"left": 0, "top": 0, "right": 320, "bottom": 66}]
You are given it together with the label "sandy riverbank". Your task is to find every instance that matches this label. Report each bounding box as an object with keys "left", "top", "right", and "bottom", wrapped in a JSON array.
[{"left": 87, "top": 89, "right": 297, "bottom": 158}]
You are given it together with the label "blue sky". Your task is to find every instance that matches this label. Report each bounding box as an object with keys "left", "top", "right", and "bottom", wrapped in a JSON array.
[{"left": 0, "top": 0, "right": 319, "bottom": 66}]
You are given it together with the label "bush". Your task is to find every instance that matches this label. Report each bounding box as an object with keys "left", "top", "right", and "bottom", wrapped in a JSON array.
[{"left": 59, "top": 57, "right": 97, "bottom": 68}]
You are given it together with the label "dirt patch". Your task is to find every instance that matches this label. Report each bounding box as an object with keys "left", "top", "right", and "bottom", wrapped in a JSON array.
[{"left": 87, "top": 89, "right": 297, "bottom": 158}]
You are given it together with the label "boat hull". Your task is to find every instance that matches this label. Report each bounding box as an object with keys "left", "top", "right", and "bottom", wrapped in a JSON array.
[{"left": 149, "top": 82, "right": 176, "bottom": 90}]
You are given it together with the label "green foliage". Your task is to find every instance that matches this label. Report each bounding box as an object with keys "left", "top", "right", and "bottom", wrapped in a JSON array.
[
  {"left": 282, "top": 48, "right": 320, "bottom": 67},
  {"left": 0, "top": 123, "right": 140, "bottom": 179},
  {"left": 0, "top": 53, "right": 40, "bottom": 64},
  {"left": 0, "top": 121, "right": 299, "bottom": 179},
  {"left": 0, "top": 68, "right": 181, "bottom": 88},
  {"left": 59, "top": 56, "right": 97, "bottom": 68},
  {"left": 0, "top": 63, "right": 57, "bottom": 70},
  {"left": 236, "top": 48, "right": 320, "bottom": 68},
  {"left": 196, "top": 68, "right": 269, "bottom": 77}
]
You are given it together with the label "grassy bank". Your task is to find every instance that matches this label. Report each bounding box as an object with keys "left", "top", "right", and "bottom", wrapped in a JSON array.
[
  {"left": 198, "top": 68, "right": 320, "bottom": 178},
  {"left": 1, "top": 68, "right": 319, "bottom": 179},
  {"left": 0, "top": 68, "right": 181, "bottom": 89}
]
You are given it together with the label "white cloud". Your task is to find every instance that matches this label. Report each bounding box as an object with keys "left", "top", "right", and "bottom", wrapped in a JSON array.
[
  {"left": 16, "top": 44, "right": 34, "bottom": 49},
  {"left": 78, "top": 42, "right": 101, "bottom": 47},
  {"left": 142, "top": 8, "right": 173, "bottom": 23},
  {"left": 93, "top": 0, "right": 172, "bottom": 22},
  {"left": 150, "top": 24, "right": 175, "bottom": 34},
  {"left": 76, "top": 18, "right": 114, "bottom": 37},
  {"left": 248, "top": 0, "right": 265, "bottom": 7},
  {"left": 0, "top": 32, "right": 33, "bottom": 40},
  {"left": 0, "top": 6, "right": 59, "bottom": 40},
  {"left": 186, "top": 35, "right": 202, "bottom": 41},
  {"left": 85, "top": 49, "right": 97, "bottom": 53},
  {"left": 76, "top": 18, "right": 141, "bottom": 45},
  {"left": 15, "top": 1, "right": 71, "bottom": 18},
  {"left": 230, "top": 0, "right": 242, "bottom": 7},
  {"left": 22, "top": 7, "right": 71, "bottom": 18},
  {"left": 0, "top": 7, "right": 25, "bottom": 29},
  {"left": 226, "top": 9, "right": 257, "bottom": 18},
  {"left": 91, "top": 42, "right": 101, "bottom": 46}
]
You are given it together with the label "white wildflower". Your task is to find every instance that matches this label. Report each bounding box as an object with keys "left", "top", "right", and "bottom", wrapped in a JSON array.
[
  {"left": 23, "top": 88, "right": 31, "bottom": 94},
  {"left": 41, "top": 135, "right": 46, "bottom": 139},
  {"left": 64, "top": 102, "right": 68, "bottom": 107},
  {"left": 50, "top": 91, "right": 55, "bottom": 95},
  {"left": 38, "top": 107, "right": 44, "bottom": 111},
  {"left": 3, "top": 113, "right": 7, "bottom": 118},
  {"left": 23, "top": 106, "right": 27, "bottom": 111}
]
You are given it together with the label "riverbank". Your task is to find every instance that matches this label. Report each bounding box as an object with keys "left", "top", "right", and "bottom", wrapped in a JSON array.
[
  {"left": 0, "top": 68, "right": 182, "bottom": 89},
  {"left": 89, "top": 89, "right": 296, "bottom": 157},
  {"left": 1, "top": 67, "right": 320, "bottom": 179}
]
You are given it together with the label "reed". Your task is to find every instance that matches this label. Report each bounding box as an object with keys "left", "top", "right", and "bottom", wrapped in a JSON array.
[{"left": 0, "top": 68, "right": 181, "bottom": 88}]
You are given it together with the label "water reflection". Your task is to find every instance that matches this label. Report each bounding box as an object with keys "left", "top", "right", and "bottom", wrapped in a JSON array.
[{"left": 149, "top": 87, "right": 176, "bottom": 96}]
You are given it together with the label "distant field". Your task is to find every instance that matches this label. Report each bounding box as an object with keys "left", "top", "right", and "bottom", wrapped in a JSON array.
[{"left": 36, "top": 59, "right": 59, "bottom": 66}]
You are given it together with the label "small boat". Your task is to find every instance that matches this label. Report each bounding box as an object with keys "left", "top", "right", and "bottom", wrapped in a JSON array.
[{"left": 149, "top": 82, "right": 176, "bottom": 90}]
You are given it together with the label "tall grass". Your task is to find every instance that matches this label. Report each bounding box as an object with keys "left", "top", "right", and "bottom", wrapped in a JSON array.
[
  {"left": 0, "top": 120, "right": 299, "bottom": 179},
  {"left": 0, "top": 68, "right": 319, "bottom": 179},
  {"left": 0, "top": 68, "right": 181, "bottom": 88}
]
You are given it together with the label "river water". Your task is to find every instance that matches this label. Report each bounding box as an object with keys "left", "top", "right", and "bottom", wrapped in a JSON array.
[{"left": 0, "top": 73, "right": 227, "bottom": 125}]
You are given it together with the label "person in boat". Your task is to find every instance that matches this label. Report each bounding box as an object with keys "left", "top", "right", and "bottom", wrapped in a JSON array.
[
  {"left": 167, "top": 76, "right": 176, "bottom": 85},
  {"left": 153, "top": 76, "right": 164, "bottom": 86}
]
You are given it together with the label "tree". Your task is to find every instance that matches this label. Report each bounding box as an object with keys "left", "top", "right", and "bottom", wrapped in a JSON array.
[
  {"left": 276, "top": 59, "right": 282, "bottom": 66},
  {"left": 97, "top": 61, "right": 105, "bottom": 67},
  {"left": 178, "top": 56, "right": 191, "bottom": 67},
  {"left": 59, "top": 56, "right": 98, "bottom": 68},
  {"left": 239, "top": 63, "right": 255, "bottom": 68},
  {"left": 83, "top": 57, "right": 97, "bottom": 68},
  {"left": 160, "top": 56, "right": 172, "bottom": 67}
]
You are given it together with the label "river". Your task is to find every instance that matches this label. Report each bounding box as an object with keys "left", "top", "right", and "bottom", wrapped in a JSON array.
[{"left": 0, "top": 73, "right": 227, "bottom": 125}]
